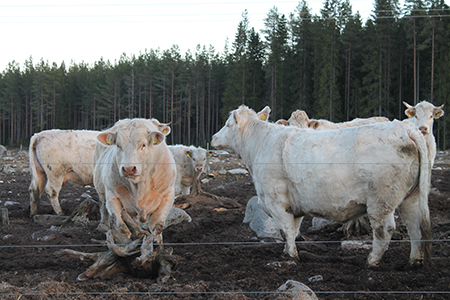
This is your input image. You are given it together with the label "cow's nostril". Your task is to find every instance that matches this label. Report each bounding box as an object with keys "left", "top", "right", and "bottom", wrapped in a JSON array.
[
  {"left": 122, "top": 166, "right": 137, "bottom": 176},
  {"left": 419, "top": 126, "right": 428, "bottom": 134}
]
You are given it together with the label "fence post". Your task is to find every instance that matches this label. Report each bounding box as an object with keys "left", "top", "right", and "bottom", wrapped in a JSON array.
[{"left": 1, "top": 208, "right": 10, "bottom": 225}]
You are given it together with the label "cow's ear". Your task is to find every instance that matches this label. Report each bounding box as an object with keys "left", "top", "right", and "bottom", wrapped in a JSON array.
[
  {"left": 233, "top": 110, "right": 241, "bottom": 124},
  {"left": 159, "top": 122, "right": 171, "bottom": 136},
  {"left": 258, "top": 106, "right": 271, "bottom": 121},
  {"left": 185, "top": 150, "right": 192, "bottom": 158},
  {"left": 149, "top": 131, "right": 165, "bottom": 146},
  {"left": 97, "top": 132, "right": 116, "bottom": 146},
  {"left": 434, "top": 105, "right": 445, "bottom": 119},
  {"left": 208, "top": 150, "right": 214, "bottom": 157},
  {"left": 308, "top": 120, "right": 320, "bottom": 130},
  {"left": 403, "top": 101, "right": 416, "bottom": 118},
  {"left": 276, "top": 119, "right": 289, "bottom": 126}
]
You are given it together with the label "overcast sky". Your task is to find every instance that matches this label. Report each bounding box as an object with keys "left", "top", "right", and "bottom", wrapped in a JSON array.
[{"left": 1, "top": 0, "right": 378, "bottom": 71}]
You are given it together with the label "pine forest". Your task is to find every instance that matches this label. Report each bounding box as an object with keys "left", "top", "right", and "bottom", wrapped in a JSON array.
[{"left": 1, "top": 0, "right": 450, "bottom": 150}]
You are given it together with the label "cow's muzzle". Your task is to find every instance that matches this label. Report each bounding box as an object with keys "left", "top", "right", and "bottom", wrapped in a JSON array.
[
  {"left": 419, "top": 126, "right": 428, "bottom": 135},
  {"left": 122, "top": 166, "right": 137, "bottom": 177}
]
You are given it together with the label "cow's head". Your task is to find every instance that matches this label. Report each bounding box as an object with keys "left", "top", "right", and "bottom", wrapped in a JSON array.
[
  {"left": 97, "top": 120, "right": 165, "bottom": 182},
  {"left": 403, "top": 101, "right": 444, "bottom": 135},
  {"left": 185, "top": 147, "right": 210, "bottom": 173},
  {"left": 288, "top": 110, "right": 310, "bottom": 128},
  {"left": 211, "top": 105, "right": 271, "bottom": 152}
]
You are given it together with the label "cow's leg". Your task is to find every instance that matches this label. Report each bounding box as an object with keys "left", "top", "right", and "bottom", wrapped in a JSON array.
[
  {"left": 398, "top": 195, "right": 423, "bottom": 265},
  {"left": 105, "top": 192, "right": 131, "bottom": 239},
  {"left": 367, "top": 212, "right": 396, "bottom": 267},
  {"left": 44, "top": 177, "right": 64, "bottom": 216},
  {"left": 29, "top": 169, "right": 47, "bottom": 216},
  {"left": 93, "top": 182, "right": 109, "bottom": 230},
  {"left": 261, "top": 193, "right": 299, "bottom": 260},
  {"left": 146, "top": 191, "right": 175, "bottom": 245},
  {"left": 181, "top": 186, "right": 191, "bottom": 195}
]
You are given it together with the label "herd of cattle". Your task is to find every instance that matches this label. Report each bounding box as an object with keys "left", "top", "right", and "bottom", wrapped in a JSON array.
[{"left": 27, "top": 100, "right": 444, "bottom": 271}]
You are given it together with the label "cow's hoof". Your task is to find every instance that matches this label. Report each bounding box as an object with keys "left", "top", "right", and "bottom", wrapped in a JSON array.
[
  {"left": 366, "top": 261, "right": 380, "bottom": 269},
  {"left": 407, "top": 259, "right": 424, "bottom": 269},
  {"left": 281, "top": 252, "right": 299, "bottom": 262}
]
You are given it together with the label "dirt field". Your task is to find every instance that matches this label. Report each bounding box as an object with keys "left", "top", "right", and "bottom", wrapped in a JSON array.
[{"left": 1, "top": 150, "right": 450, "bottom": 299}]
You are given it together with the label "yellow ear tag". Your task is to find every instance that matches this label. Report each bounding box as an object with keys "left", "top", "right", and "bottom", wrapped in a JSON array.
[
  {"left": 313, "top": 123, "right": 318, "bottom": 129},
  {"left": 260, "top": 114, "right": 266, "bottom": 121},
  {"left": 106, "top": 136, "right": 112, "bottom": 145},
  {"left": 163, "top": 129, "right": 167, "bottom": 134},
  {"left": 186, "top": 153, "right": 191, "bottom": 158},
  {"left": 435, "top": 112, "right": 442, "bottom": 118},
  {"left": 209, "top": 153, "right": 213, "bottom": 157},
  {"left": 153, "top": 138, "right": 158, "bottom": 144},
  {"left": 408, "top": 114, "right": 413, "bottom": 118}
]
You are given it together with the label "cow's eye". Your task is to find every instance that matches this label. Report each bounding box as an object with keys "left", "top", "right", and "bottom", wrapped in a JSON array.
[{"left": 141, "top": 144, "right": 146, "bottom": 150}]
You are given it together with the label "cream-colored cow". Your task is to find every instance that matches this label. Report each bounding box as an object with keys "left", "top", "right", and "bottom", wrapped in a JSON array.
[
  {"left": 94, "top": 118, "right": 176, "bottom": 244},
  {"left": 28, "top": 130, "right": 99, "bottom": 216},
  {"left": 168, "top": 145, "right": 212, "bottom": 195}
]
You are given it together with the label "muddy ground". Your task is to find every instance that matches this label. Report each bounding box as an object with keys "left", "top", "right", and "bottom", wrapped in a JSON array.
[{"left": 1, "top": 150, "right": 450, "bottom": 299}]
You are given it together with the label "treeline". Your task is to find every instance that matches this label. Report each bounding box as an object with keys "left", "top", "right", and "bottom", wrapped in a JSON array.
[{"left": 1, "top": 0, "right": 450, "bottom": 150}]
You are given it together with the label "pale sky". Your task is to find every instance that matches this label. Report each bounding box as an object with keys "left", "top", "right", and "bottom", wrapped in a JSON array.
[{"left": 1, "top": 0, "right": 378, "bottom": 71}]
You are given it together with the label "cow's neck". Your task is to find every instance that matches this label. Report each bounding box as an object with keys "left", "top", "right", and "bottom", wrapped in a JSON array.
[{"left": 236, "top": 119, "right": 271, "bottom": 172}]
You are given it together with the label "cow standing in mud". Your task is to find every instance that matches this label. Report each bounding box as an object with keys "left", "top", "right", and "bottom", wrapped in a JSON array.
[
  {"left": 404, "top": 101, "right": 444, "bottom": 168},
  {"left": 94, "top": 118, "right": 176, "bottom": 246},
  {"left": 28, "top": 130, "right": 99, "bottom": 216},
  {"left": 212, "top": 105, "right": 431, "bottom": 268},
  {"left": 168, "top": 145, "right": 212, "bottom": 195}
]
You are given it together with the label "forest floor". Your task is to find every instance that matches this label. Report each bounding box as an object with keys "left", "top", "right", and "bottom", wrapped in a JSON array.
[{"left": 1, "top": 149, "right": 450, "bottom": 299}]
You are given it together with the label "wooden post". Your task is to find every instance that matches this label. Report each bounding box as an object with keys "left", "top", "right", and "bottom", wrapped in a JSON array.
[{"left": 1, "top": 208, "right": 10, "bottom": 225}]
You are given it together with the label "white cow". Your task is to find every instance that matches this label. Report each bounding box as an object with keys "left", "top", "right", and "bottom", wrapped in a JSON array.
[
  {"left": 403, "top": 101, "right": 444, "bottom": 168},
  {"left": 28, "top": 130, "right": 99, "bottom": 216},
  {"left": 212, "top": 105, "right": 431, "bottom": 267},
  {"left": 168, "top": 145, "right": 212, "bottom": 195},
  {"left": 277, "top": 109, "right": 388, "bottom": 129},
  {"left": 94, "top": 118, "right": 176, "bottom": 244}
]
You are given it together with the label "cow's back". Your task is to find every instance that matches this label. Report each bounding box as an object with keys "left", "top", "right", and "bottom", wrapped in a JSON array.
[
  {"left": 35, "top": 130, "right": 98, "bottom": 185},
  {"left": 279, "top": 121, "right": 420, "bottom": 222}
]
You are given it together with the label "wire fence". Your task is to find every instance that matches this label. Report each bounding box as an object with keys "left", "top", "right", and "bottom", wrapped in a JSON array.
[
  {"left": 1, "top": 239, "right": 450, "bottom": 298},
  {"left": 1, "top": 151, "right": 450, "bottom": 298},
  {"left": 1, "top": 238, "right": 450, "bottom": 249}
]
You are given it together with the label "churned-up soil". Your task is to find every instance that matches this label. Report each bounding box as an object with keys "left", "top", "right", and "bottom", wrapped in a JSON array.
[{"left": 1, "top": 150, "right": 450, "bottom": 299}]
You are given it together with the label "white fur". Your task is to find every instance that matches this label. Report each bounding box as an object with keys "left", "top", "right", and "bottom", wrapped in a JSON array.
[
  {"left": 28, "top": 129, "right": 99, "bottom": 216},
  {"left": 168, "top": 145, "right": 210, "bottom": 195},
  {"left": 94, "top": 119, "right": 176, "bottom": 243}
]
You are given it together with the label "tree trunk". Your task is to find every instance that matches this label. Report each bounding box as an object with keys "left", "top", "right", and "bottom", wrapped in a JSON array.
[
  {"left": 60, "top": 209, "right": 179, "bottom": 281},
  {"left": 413, "top": 17, "right": 417, "bottom": 105},
  {"left": 431, "top": 22, "right": 435, "bottom": 103}
]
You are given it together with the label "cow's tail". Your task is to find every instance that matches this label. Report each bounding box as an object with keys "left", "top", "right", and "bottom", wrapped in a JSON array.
[
  {"left": 410, "top": 127, "right": 432, "bottom": 266},
  {"left": 28, "top": 133, "right": 45, "bottom": 216}
]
